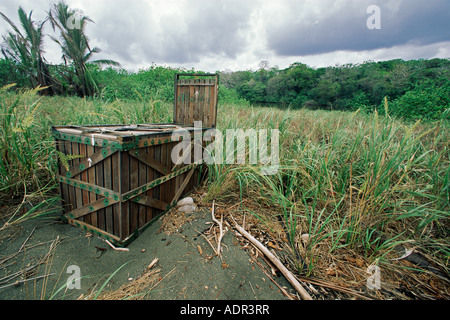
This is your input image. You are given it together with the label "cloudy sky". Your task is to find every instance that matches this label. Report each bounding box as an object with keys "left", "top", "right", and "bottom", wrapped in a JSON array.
[{"left": 1, "top": 0, "right": 449, "bottom": 72}]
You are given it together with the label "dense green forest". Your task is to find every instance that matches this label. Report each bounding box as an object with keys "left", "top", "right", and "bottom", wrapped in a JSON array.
[
  {"left": 1, "top": 2, "right": 449, "bottom": 121},
  {"left": 2, "top": 57, "right": 449, "bottom": 121}
]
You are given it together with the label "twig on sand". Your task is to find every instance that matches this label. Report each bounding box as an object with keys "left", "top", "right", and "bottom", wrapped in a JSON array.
[
  {"left": 105, "top": 239, "right": 129, "bottom": 252},
  {"left": 232, "top": 216, "right": 313, "bottom": 300},
  {"left": 211, "top": 200, "right": 225, "bottom": 256},
  {"left": 0, "top": 274, "right": 56, "bottom": 290}
]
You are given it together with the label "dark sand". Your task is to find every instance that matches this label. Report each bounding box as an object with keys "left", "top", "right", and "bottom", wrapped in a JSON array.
[{"left": 0, "top": 208, "right": 292, "bottom": 300}]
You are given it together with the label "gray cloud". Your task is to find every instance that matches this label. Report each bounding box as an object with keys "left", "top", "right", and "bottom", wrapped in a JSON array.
[
  {"left": 266, "top": 0, "right": 450, "bottom": 56},
  {"left": 0, "top": 0, "right": 449, "bottom": 71},
  {"left": 89, "top": 0, "right": 256, "bottom": 65}
]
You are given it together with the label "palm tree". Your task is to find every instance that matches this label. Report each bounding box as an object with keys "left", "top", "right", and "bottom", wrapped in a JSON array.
[
  {"left": 0, "top": 7, "right": 54, "bottom": 94},
  {"left": 48, "top": 1, "right": 120, "bottom": 96}
]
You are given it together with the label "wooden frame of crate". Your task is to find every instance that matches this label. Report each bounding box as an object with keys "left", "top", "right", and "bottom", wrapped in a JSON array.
[{"left": 51, "top": 73, "right": 218, "bottom": 246}]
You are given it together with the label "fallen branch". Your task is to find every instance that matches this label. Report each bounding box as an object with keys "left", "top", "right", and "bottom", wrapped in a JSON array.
[
  {"left": 105, "top": 240, "right": 129, "bottom": 252},
  {"left": 233, "top": 221, "right": 313, "bottom": 300},
  {"left": 211, "top": 200, "right": 224, "bottom": 256},
  {"left": 147, "top": 258, "right": 159, "bottom": 270},
  {"left": 250, "top": 255, "right": 296, "bottom": 300},
  {"left": 0, "top": 273, "right": 56, "bottom": 290}
]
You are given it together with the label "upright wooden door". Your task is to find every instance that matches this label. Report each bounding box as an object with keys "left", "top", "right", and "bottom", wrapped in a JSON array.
[{"left": 174, "top": 74, "right": 219, "bottom": 128}]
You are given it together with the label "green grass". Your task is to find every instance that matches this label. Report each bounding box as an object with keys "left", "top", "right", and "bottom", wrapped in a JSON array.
[
  {"left": 0, "top": 85, "right": 171, "bottom": 224},
  {"left": 1, "top": 85, "right": 449, "bottom": 285},
  {"left": 209, "top": 99, "right": 450, "bottom": 277}
]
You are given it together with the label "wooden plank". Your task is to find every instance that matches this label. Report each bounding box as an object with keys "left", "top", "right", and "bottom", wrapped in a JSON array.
[
  {"left": 95, "top": 145, "right": 105, "bottom": 231},
  {"left": 171, "top": 167, "right": 195, "bottom": 206},
  {"left": 188, "top": 83, "right": 195, "bottom": 126},
  {"left": 112, "top": 151, "right": 120, "bottom": 237},
  {"left": 212, "top": 78, "right": 218, "bottom": 127},
  {"left": 66, "top": 140, "right": 76, "bottom": 213},
  {"left": 138, "top": 148, "right": 147, "bottom": 228},
  {"left": 153, "top": 144, "right": 161, "bottom": 206},
  {"left": 132, "top": 195, "right": 168, "bottom": 211},
  {"left": 65, "top": 198, "right": 119, "bottom": 220},
  {"left": 174, "top": 74, "right": 180, "bottom": 124},
  {"left": 66, "top": 218, "right": 120, "bottom": 242},
  {"left": 129, "top": 149, "right": 171, "bottom": 175},
  {"left": 161, "top": 141, "right": 168, "bottom": 204},
  {"left": 120, "top": 151, "right": 130, "bottom": 240},
  {"left": 199, "top": 79, "right": 207, "bottom": 126},
  {"left": 129, "top": 150, "right": 139, "bottom": 233},
  {"left": 58, "top": 140, "right": 70, "bottom": 213},
  {"left": 73, "top": 142, "right": 84, "bottom": 217},
  {"left": 67, "top": 148, "right": 116, "bottom": 178},
  {"left": 104, "top": 152, "right": 113, "bottom": 234},
  {"left": 58, "top": 177, "right": 118, "bottom": 201},
  {"left": 204, "top": 80, "right": 211, "bottom": 127},
  {"left": 146, "top": 145, "right": 154, "bottom": 221},
  {"left": 79, "top": 143, "right": 90, "bottom": 224},
  {"left": 86, "top": 144, "right": 96, "bottom": 226}
]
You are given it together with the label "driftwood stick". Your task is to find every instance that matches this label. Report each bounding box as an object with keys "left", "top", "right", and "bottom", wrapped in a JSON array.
[
  {"left": 233, "top": 222, "right": 313, "bottom": 300},
  {"left": 211, "top": 200, "right": 224, "bottom": 256},
  {"left": 105, "top": 239, "right": 129, "bottom": 252},
  {"left": 0, "top": 273, "right": 56, "bottom": 290}
]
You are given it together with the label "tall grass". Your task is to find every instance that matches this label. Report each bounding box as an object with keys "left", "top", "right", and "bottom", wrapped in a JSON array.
[
  {"left": 1, "top": 86, "right": 448, "bottom": 280},
  {"left": 0, "top": 86, "right": 171, "bottom": 226},
  {"left": 207, "top": 101, "right": 450, "bottom": 276}
]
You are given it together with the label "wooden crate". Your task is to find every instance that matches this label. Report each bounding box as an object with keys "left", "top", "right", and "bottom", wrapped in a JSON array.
[{"left": 52, "top": 74, "right": 218, "bottom": 246}]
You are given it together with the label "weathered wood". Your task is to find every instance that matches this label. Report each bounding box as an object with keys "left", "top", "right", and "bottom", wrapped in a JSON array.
[
  {"left": 171, "top": 167, "right": 195, "bottom": 206},
  {"left": 65, "top": 197, "right": 119, "bottom": 220},
  {"left": 174, "top": 74, "right": 218, "bottom": 128},
  {"left": 130, "top": 149, "right": 171, "bottom": 175},
  {"left": 52, "top": 73, "right": 218, "bottom": 246},
  {"left": 233, "top": 222, "right": 313, "bottom": 300},
  {"left": 133, "top": 195, "right": 168, "bottom": 211}
]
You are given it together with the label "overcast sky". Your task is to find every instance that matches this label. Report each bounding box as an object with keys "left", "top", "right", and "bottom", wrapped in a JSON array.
[{"left": 1, "top": 0, "right": 449, "bottom": 72}]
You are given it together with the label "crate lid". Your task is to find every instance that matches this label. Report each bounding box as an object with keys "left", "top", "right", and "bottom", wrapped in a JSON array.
[
  {"left": 51, "top": 123, "right": 204, "bottom": 151},
  {"left": 173, "top": 73, "right": 219, "bottom": 128}
]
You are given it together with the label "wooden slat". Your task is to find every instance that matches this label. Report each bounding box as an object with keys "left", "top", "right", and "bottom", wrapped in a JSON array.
[
  {"left": 86, "top": 144, "right": 96, "bottom": 226},
  {"left": 171, "top": 167, "right": 195, "bottom": 206},
  {"left": 188, "top": 84, "right": 194, "bottom": 126},
  {"left": 66, "top": 140, "right": 76, "bottom": 213},
  {"left": 132, "top": 195, "right": 168, "bottom": 211},
  {"left": 58, "top": 140, "right": 70, "bottom": 212},
  {"left": 58, "top": 176, "right": 118, "bottom": 200},
  {"left": 146, "top": 145, "right": 154, "bottom": 221},
  {"left": 120, "top": 151, "right": 130, "bottom": 240},
  {"left": 79, "top": 143, "right": 89, "bottom": 223},
  {"left": 138, "top": 148, "right": 147, "bottom": 228},
  {"left": 130, "top": 150, "right": 139, "bottom": 233},
  {"left": 161, "top": 142, "right": 168, "bottom": 204},
  {"left": 129, "top": 149, "right": 171, "bottom": 175},
  {"left": 112, "top": 151, "right": 121, "bottom": 237},
  {"left": 66, "top": 218, "right": 120, "bottom": 242},
  {"left": 65, "top": 198, "right": 119, "bottom": 220},
  {"left": 122, "top": 162, "right": 198, "bottom": 200},
  {"left": 104, "top": 153, "right": 113, "bottom": 234},
  {"left": 67, "top": 148, "right": 117, "bottom": 178},
  {"left": 95, "top": 146, "right": 105, "bottom": 230}
]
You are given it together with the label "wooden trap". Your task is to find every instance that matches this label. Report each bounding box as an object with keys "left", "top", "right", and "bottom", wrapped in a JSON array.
[{"left": 52, "top": 74, "right": 219, "bottom": 246}]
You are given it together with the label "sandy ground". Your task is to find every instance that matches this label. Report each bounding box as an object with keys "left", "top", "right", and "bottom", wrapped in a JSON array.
[{"left": 0, "top": 207, "right": 292, "bottom": 300}]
